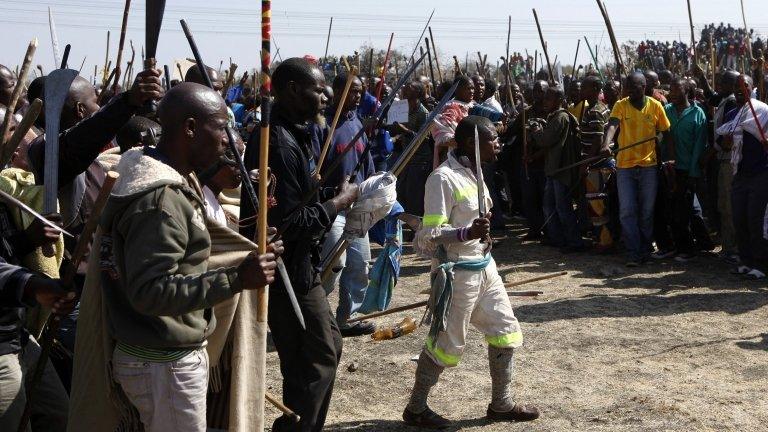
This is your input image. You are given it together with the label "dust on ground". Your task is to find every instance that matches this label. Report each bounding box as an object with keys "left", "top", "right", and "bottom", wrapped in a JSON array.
[{"left": 265, "top": 223, "right": 768, "bottom": 432}]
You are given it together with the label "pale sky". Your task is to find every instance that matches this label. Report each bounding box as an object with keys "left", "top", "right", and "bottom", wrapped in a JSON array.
[{"left": 1, "top": 0, "right": 768, "bottom": 81}]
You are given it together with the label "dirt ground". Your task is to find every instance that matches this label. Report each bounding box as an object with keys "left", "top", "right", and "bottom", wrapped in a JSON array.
[{"left": 265, "top": 223, "right": 768, "bottom": 432}]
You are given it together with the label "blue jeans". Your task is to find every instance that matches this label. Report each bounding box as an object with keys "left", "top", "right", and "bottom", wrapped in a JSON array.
[
  {"left": 617, "top": 166, "right": 658, "bottom": 260},
  {"left": 321, "top": 212, "right": 371, "bottom": 326},
  {"left": 543, "top": 177, "right": 583, "bottom": 248}
]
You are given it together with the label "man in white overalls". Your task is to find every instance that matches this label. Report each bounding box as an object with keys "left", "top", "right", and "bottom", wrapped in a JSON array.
[{"left": 403, "top": 116, "right": 540, "bottom": 429}]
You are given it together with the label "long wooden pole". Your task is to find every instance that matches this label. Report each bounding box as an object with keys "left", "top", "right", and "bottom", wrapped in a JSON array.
[
  {"left": 323, "top": 17, "right": 333, "bottom": 63},
  {"left": 428, "top": 26, "right": 442, "bottom": 83},
  {"left": 347, "top": 272, "right": 564, "bottom": 324},
  {"left": 257, "top": 1, "right": 272, "bottom": 428},
  {"left": 740, "top": 0, "right": 753, "bottom": 60},
  {"left": 686, "top": 0, "right": 696, "bottom": 62},
  {"left": 572, "top": 39, "right": 581, "bottom": 78},
  {"left": 425, "top": 37, "right": 435, "bottom": 88},
  {"left": 0, "top": 39, "right": 37, "bottom": 147},
  {"left": 376, "top": 33, "right": 394, "bottom": 101},
  {"left": 102, "top": 30, "right": 111, "bottom": 84},
  {"left": 595, "top": 0, "right": 624, "bottom": 76},
  {"left": 532, "top": 9, "right": 554, "bottom": 83},
  {"left": 18, "top": 172, "right": 118, "bottom": 432},
  {"left": 112, "top": 0, "right": 131, "bottom": 94},
  {"left": 0, "top": 98, "right": 41, "bottom": 167},
  {"left": 314, "top": 63, "right": 356, "bottom": 177}
]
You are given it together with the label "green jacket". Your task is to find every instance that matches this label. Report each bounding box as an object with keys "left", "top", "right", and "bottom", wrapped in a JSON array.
[
  {"left": 101, "top": 147, "right": 242, "bottom": 349},
  {"left": 532, "top": 109, "right": 581, "bottom": 187}
]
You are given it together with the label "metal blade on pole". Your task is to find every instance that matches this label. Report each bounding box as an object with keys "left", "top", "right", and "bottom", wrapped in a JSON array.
[
  {"left": 48, "top": 7, "right": 61, "bottom": 68},
  {"left": 43, "top": 68, "right": 79, "bottom": 214},
  {"left": 473, "top": 126, "right": 486, "bottom": 217}
]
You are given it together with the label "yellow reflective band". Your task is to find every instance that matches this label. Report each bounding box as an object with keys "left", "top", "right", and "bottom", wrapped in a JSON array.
[
  {"left": 453, "top": 185, "right": 478, "bottom": 202},
  {"left": 485, "top": 332, "right": 524, "bottom": 348},
  {"left": 426, "top": 336, "right": 461, "bottom": 367},
  {"left": 423, "top": 214, "right": 448, "bottom": 228}
]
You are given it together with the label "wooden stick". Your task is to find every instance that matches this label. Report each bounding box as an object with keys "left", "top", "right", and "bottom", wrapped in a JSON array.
[
  {"left": 0, "top": 38, "right": 37, "bottom": 147},
  {"left": 323, "top": 17, "right": 333, "bottom": 63},
  {"left": 376, "top": 33, "right": 394, "bottom": 101},
  {"left": 532, "top": 9, "right": 554, "bottom": 83},
  {"left": 256, "top": 2, "right": 273, "bottom": 427},
  {"left": 103, "top": 30, "right": 111, "bottom": 83},
  {"left": 112, "top": 0, "right": 132, "bottom": 94},
  {"left": 320, "top": 238, "right": 348, "bottom": 283},
  {"left": 424, "top": 37, "right": 435, "bottom": 87},
  {"left": 595, "top": 0, "right": 624, "bottom": 76},
  {"left": 686, "top": 0, "right": 696, "bottom": 61},
  {"left": 265, "top": 391, "right": 299, "bottom": 422},
  {"left": 18, "top": 172, "right": 119, "bottom": 432},
  {"left": 0, "top": 98, "right": 41, "bottom": 167},
  {"left": 738, "top": 76, "right": 768, "bottom": 148},
  {"left": 453, "top": 55, "right": 462, "bottom": 76},
  {"left": 222, "top": 63, "right": 238, "bottom": 97},
  {"left": 314, "top": 64, "right": 356, "bottom": 177},
  {"left": 740, "top": 0, "right": 753, "bottom": 60},
  {"left": 428, "top": 26, "right": 442, "bottom": 83},
  {"left": 347, "top": 281, "right": 549, "bottom": 324},
  {"left": 177, "top": 62, "right": 184, "bottom": 80},
  {"left": 572, "top": 39, "right": 581, "bottom": 77},
  {"left": 504, "top": 271, "right": 567, "bottom": 288}
]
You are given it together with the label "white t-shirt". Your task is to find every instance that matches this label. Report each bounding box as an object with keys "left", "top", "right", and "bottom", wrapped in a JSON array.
[{"left": 203, "top": 186, "right": 228, "bottom": 226}]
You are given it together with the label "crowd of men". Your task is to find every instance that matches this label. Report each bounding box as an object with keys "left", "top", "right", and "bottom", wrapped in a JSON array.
[{"left": 1, "top": 18, "right": 767, "bottom": 432}]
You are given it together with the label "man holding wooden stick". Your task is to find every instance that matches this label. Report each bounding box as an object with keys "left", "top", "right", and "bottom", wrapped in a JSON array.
[
  {"left": 100, "top": 83, "right": 283, "bottom": 431},
  {"left": 241, "top": 57, "right": 359, "bottom": 432},
  {"left": 403, "top": 116, "right": 539, "bottom": 429}
]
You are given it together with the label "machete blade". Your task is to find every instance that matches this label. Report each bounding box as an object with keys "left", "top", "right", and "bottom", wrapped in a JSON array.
[
  {"left": 145, "top": 0, "right": 166, "bottom": 60},
  {"left": 43, "top": 68, "right": 79, "bottom": 214}
]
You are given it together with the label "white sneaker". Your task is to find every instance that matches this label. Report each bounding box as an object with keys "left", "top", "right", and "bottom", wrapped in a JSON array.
[
  {"left": 651, "top": 249, "right": 675, "bottom": 259},
  {"left": 744, "top": 269, "right": 766, "bottom": 280}
]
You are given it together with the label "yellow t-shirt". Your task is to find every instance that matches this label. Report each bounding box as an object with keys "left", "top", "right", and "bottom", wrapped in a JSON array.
[{"left": 609, "top": 97, "right": 671, "bottom": 168}]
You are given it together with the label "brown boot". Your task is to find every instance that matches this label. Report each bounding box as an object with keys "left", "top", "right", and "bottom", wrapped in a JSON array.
[
  {"left": 403, "top": 406, "right": 451, "bottom": 429},
  {"left": 486, "top": 403, "right": 540, "bottom": 422}
]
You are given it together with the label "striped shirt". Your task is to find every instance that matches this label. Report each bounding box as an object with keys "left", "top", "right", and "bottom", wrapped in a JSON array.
[
  {"left": 116, "top": 341, "right": 198, "bottom": 362},
  {"left": 580, "top": 101, "right": 610, "bottom": 156}
]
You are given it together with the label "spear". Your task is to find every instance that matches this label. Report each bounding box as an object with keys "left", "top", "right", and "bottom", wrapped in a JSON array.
[
  {"left": 323, "top": 16, "right": 333, "bottom": 63},
  {"left": 347, "top": 272, "right": 564, "bottom": 323},
  {"left": 367, "top": 47, "right": 375, "bottom": 80},
  {"left": 48, "top": 7, "right": 61, "bottom": 68},
  {"left": 0, "top": 38, "right": 37, "bottom": 148},
  {"left": 405, "top": 9, "right": 434, "bottom": 69},
  {"left": 112, "top": 0, "right": 132, "bottom": 94},
  {"left": 428, "top": 26, "right": 442, "bottom": 83},
  {"left": 532, "top": 9, "right": 554, "bottom": 83}
]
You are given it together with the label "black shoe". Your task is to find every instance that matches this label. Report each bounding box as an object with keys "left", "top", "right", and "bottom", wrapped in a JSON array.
[
  {"left": 403, "top": 406, "right": 451, "bottom": 429},
  {"left": 486, "top": 403, "right": 540, "bottom": 422},
  {"left": 340, "top": 320, "right": 376, "bottom": 338},
  {"left": 272, "top": 413, "right": 300, "bottom": 431}
]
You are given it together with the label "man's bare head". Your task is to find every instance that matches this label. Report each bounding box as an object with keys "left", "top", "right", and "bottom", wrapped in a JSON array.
[
  {"left": 62, "top": 76, "right": 99, "bottom": 129},
  {"left": 0, "top": 65, "right": 16, "bottom": 107},
  {"left": 185, "top": 65, "right": 224, "bottom": 92},
  {"left": 157, "top": 82, "right": 229, "bottom": 175}
]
